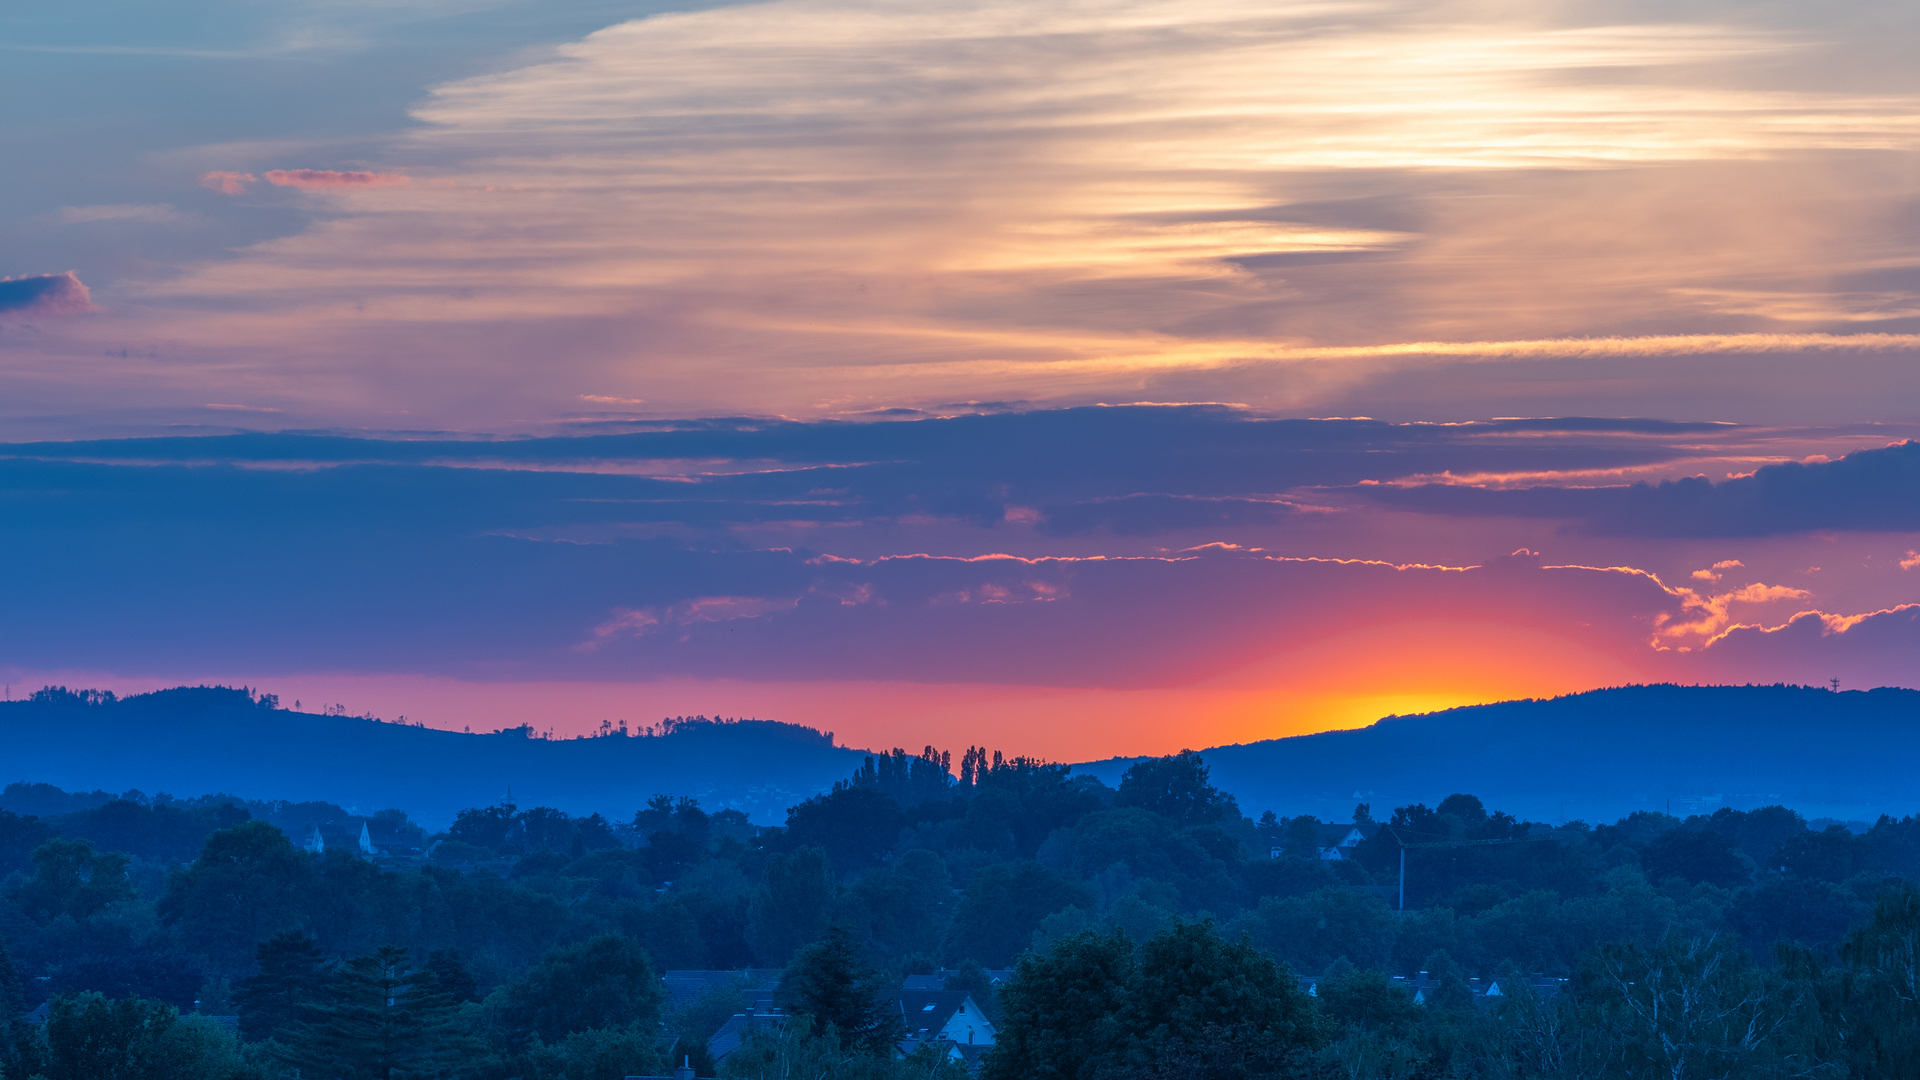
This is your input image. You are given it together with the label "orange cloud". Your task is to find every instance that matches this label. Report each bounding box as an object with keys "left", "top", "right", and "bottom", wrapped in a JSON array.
[
  {"left": 198, "top": 171, "right": 256, "bottom": 195},
  {"left": 263, "top": 169, "right": 410, "bottom": 189}
]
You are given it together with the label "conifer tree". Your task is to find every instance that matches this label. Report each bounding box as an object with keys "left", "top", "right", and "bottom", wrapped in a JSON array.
[
  {"left": 286, "top": 945, "right": 453, "bottom": 1080},
  {"left": 235, "top": 930, "right": 328, "bottom": 1043}
]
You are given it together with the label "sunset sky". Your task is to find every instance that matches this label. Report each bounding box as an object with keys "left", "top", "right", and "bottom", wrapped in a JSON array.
[{"left": 5, "top": 0, "right": 1919, "bottom": 760}]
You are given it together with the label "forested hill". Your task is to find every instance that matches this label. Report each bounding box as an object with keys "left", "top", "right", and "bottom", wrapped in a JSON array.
[
  {"left": 10, "top": 683, "right": 1920, "bottom": 828},
  {"left": 0, "top": 686, "right": 864, "bottom": 826},
  {"left": 1077, "top": 684, "right": 1920, "bottom": 823}
]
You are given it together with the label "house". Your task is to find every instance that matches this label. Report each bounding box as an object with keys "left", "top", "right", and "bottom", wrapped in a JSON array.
[
  {"left": 700, "top": 984, "right": 998, "bottom": 1068},
  {"left": 302, "top": 825, "right": 326, "bottom": 855},
  {"left": 1483, "top": 974, "right": 1568, "bottom": 1003},
  {"left": 706, "top": 1007, "right": 786, "bottom": 1062},
  {"left": 1316, "top": 823, "right": 1374, "bottom": 860},
  {"left": 1267, "top": 822, "right": 1377, "bottom": 861},
  {"left": 899, "top": 968, "right": 1014, "bottom": 992},
  {"left": 897, "top": 990, "right": 996, "bottom": 1047}
]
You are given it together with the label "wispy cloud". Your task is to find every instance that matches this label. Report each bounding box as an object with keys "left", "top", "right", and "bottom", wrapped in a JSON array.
[
  {"left": 11, "top": 0, "right": 1907, "bottom": 428},
  {"left": 199, "top": 171, "right": 257, "bottom": 195},
  {"left": 263, "top": 168, "right": 410, "bottom": 189},
  {"left": 52, "top": 204, "right": 189, "bottom": 225}
]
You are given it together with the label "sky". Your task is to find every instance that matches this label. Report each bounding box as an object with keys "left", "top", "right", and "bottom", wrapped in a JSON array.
[{"left": 3, "top": 0, "right": 1919, "bottom": 761}]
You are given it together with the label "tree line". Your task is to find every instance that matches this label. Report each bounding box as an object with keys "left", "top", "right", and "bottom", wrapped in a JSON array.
[{"left": 6, "top": 746, "right": 1920, "bottom": 1076}]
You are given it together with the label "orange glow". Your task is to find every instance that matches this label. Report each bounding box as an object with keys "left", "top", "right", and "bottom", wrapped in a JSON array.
[{"left": 16, "top": 615, "right": 1647, "bottom": 767}]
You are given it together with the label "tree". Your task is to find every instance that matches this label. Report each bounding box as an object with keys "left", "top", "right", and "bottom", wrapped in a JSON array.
[
  {"left": 424, "top": 948, "right": 480, "bottom": 1004},
  {"left": 0, "top": 931, "right": 22, "bottom": 1022},
  {"left": 33, "top": 992, "right": 265, "bottom": 1080},
  {"left": 1581, "top": 933, "right": 1789, "bottom": 1080},
  {"left": 1641, "top": 827, "right": 1752, "bottom": 888},
  {"left": 721, "top": 1015, "right": 968, "bottom": 1080},
  {"left": 981, "top": 929, "right": 1133, "bottom": 1080},
  {"left": 10, "top": 838, "right": 135, "bottom": 922},
  {"left": 947, "top": 861, "right": 1093, "bottom": 967},
  {"left": 445, "top": 803, "right": 520, "bottom": 854},
  {"left": 1117, "top": 921, "right": 1322, "bottom": 1076},
  {"left": 748, "top": 847, "right": 836, "bottom": 966},
  {"left": 785, "top": 787, "right": 905, "bottom": 872},
  {"left": 943, "top": 959, "right": 1001, "bottom": 1026},
  {"left": 235, "top": 930, "right": 328, "bottom": 1043},
  {"left": 492, "top": 933, "right": 666, "bottom": 1047},
  {"left": 282, "top": 945, "right": 451, "bottom": 1080},
  {"left": 778, "top": 925, "right": 904, "bottom": 1055},
  {"left": 1114, "top": 752, "right": 1236, "bottom": 827},
  {"left": 1832, "top": 881, "right": 1920, "bottom": 1075},
  {"left": 157, "top": 822, "right": 310, "bottom": 967}
]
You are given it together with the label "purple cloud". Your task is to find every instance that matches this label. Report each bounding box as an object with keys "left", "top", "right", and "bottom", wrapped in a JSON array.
[{"left": 0, "top": 272, "right": 95, "bottom": 317}]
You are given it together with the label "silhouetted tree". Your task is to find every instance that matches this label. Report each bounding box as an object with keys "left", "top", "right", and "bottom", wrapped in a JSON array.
[{"left": 778, "top": 925, "right": 904, "bottom": 1055}]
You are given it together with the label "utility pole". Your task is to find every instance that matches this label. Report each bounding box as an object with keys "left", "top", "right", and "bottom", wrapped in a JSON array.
[
  {"left": 1399, "top": 846, "right": 1405, "bottom": 911},
  {"left": 1831, "top": 677, "right": 1840, "bottom": 692}
]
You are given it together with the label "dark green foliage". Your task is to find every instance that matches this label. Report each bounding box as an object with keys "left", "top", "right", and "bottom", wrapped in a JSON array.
[
  {"left": 948, "top": 861, "right": 1094, "bottom": 966},
  {"left": 57, "top": 799, "right": 251, "bottom": 865},
  {"left": 279, "top": 944, "right": 464, "bottom": 1080},
  {"left": 1640, "top": 825, "right": 1752, "bottom": 887},
  {"left": 785, "top": 786, "right": 906, "bottom": 872},
  {"left": 721, "top": 1016, "right": 970, "bottom": 1080},
  {"left": 0, "top": 808, "right": 56, "bottom": 879},
  {"left": 234, "top": 930, "right": 327, "bottom": 1043},
  {"left": 983, "top": 930, "right": 1135, "bottom": 1080},
  {"left": 848, "top": 747, "right": 955, "bottom": 808},
  {"left": 1777, "top": 824, "right": 1872, "bottom": 882},
  {"left": 492, "top": 933, "right": 666, "bottom": 1047},
  {"left": 31, "top": 992, "right": 264, "bottom": 1080},
  {"left": 988, "top": 923, "right": 1318, "bottom": 1080},
  {"left": 11, "top": 838, "right": 136, "bottom": 922},
  {"left": 447, "top": 803, "right": 521, "bottom": 854},
  {"left": 778, "top": 924, "right": 905, "bottom": 1054},
  {"left": 1116, "top": 751, "right": 1237, "bottom": 827},
  {"left": 665, "top": 979, "right": 749, "bottom": 1076},
  {"left": 1118, "top": 921, "right": 1321, "bottom": 1074},
  {"left": 157, "top": 821, "right": 310, "bottom": 966},
  {"left": 0, "top": 932, "right": 22, "bottom": 1020},
  {"left": 749, "top": 846, "right": 836, "bottom": 965},
  {"left": 1317, "top": 967, "right": 1418, "bottom": 1033},
  {"left": 1829, "top": 882, "right": 1920, "bottom": 1075},
  {"left": 21, "top": 752, "right": 1920, "bottom": 1080},
  {"left": 508, "top": 1024, "right": 667, "bottom": 1080},
  {"left": 425, "top": 948, "right": 480, "bottom": 1003},
  {"left": 943, "top": 959, "right": 1000, "bottom": 1025}
]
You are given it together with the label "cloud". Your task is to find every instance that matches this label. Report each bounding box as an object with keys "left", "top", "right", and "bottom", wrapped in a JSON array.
[
  {"left": 1363, "top": 440, "right": 1920, "bottom": 537},
  {"left": 1039, "top": 494, "right": 1300, "bottom": 536},
  {"left": 1690, "top": 559, "right": 1744, "bottom": 582},
  {"left": 11, "top": 0, "right": 1916, "bottom": 430},
  {"left": 0, "top": 272, "right": 95, "bottom": 317},
  {"left": 1698, "top": 605, "right": 1920, "bottom": 690},
  {"left": 198, "top": 171, "right": 256, "bottom": 195},
  {"left": 262, "top": 169, "right": 409, "bottom": 189},
  {"left": 53, "top": 204, "right": 187, "bottom": 225}
]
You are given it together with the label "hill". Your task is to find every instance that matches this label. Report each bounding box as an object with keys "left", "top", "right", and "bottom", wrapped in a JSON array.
[
  {"left": 9, "top": 683, "right": 1920, "bottom": 830},
  {"left": 0, "top": 686, "right": 865, "bottom": 827},
  {"left": 1074, "top": 684, "right": 1920, "bottom": 823}
]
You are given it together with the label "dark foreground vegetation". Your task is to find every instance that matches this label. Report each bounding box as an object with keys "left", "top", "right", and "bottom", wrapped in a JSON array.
[{"left": 7, "top": 725, "right": 1920, "bottom": 1076}]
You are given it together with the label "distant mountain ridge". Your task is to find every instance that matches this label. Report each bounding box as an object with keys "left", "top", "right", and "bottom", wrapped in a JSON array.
[
  {"left": 5, "top": 683, "right": 1917, "bottom": 829},
  {"left": 1075, "top": 684, "right": 1920, "bottom": 823},
  {"left": 0, "top": 686, "right": 865, "bottom": 827}
]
